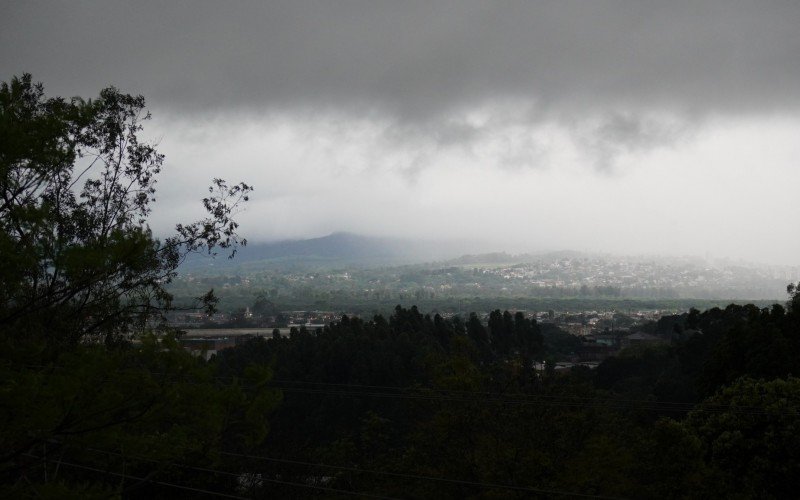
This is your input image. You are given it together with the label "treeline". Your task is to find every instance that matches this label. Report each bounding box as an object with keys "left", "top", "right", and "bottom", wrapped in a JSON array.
[
  {"left": 7, "top": 294, "right": 800, "bottom": 497},
  {"left": 176, "top": 288, "right": 773, "bottom": 321},
  {"left": 170, "top": 281, "right": 683, "bottom": 312},
  {"left": 207, "top": 292, "right": 800, "bottom": 498}
]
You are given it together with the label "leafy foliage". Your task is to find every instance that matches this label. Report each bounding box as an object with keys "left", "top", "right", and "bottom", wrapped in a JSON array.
[
  {"left": 686, "top": 377, "right": 800, "bottom": 498},
  {"left": 0, "top": 74, "right": 252, "bottom": 348},
  {"left": 1, "top": 75, "right": 272, "bottom": 498},
  {"left": 209, "top": 293, "right": 800, "bottom": 498}
]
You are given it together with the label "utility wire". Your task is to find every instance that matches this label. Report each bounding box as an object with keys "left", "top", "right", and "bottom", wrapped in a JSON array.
[
  {"left": 24, "top": 454, "right": 248, "bottom": 500},
  {"left": 268, "top": 385, "right": 792, "bottom": 416},
  {"left": 269, "top": 378, "right": 707, "bottom": 409},
  {"left": 14, "top": 363, "right": 799, "bottom": 415},
  {"left": 56, "top": 442, "right": 618, "bottom": 500},
  {"left": 61, "top": 444, "right": 400, "bottom": 500},
  {"left": 220, "top": 450, "right": 622, "bottom": 500}
]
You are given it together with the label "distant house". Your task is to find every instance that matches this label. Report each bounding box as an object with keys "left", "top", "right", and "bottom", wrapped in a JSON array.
[
  {"left": 179, "top": 336, "right": 244, "bottom": 359},
  {"left": 165, "top": 310, "right": 208, "bottom": 327},
  {"left": 575, "top": 336, "right": 619, "bottom": 361},
  {"left": 621, "top": 332, "right": 666, "bottom": 349},
  {"left": 593, "top": 334, "right": 618, "bottom": 347},
  {"left": 672, "top": 328, "right": 702, "bottom": 342}
]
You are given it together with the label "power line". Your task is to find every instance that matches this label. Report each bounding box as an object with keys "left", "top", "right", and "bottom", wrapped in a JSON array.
[
  {"left": 66, "top": 444, "right": 400, "bottom": 500},
  {"left": 15, "top": 362, "right": 800, "bottom": 415},
  {"left": 24, "top": 454, "right": 248, "bottom": 500},
  {"left": 268, "top": 385, "right": 792, "bottom": 416},
  {"left": 53, "top": 442, "right": 619, "bottom": 500},
  {"left": 257, "top": 476, "right": 400, "bottom": 499},
  {"left": 269, "top": 378, "right": 703, "bottom": 408},
  {"left": 220, "top": 450, "right": 622, "bottom": 500},
  {"left": 3, "top": 363, "right": 700, "bottom": 412},
  {"left": 265, "top": 376, "right": 800, "bottom": 412}
]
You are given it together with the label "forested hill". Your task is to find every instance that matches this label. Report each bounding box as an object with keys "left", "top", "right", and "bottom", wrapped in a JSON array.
[{"left": 181, "top": 232, "right": 465, "bottom": 269}]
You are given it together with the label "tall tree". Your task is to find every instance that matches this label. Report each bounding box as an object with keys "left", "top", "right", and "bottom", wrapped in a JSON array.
[
  {"left": 0, "top": 75, "right": 273, "bottom": 497},
  {"left": 0, "top": 74, "right": 251, "bottom": 348}
]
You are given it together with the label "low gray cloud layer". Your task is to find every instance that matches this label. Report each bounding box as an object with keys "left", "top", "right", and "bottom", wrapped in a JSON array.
[
  {"left": 3, "top": 2, "right": 800, "bottom": 264},
  {"left": 3, "top": 1, "right": 800, "bottom": 122}
]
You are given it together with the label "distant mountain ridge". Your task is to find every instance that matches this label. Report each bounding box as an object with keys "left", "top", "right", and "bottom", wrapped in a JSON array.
[
  {"left": 242, "top": 232, "right": 398, "bottom": 260},
  {"left": 182, "top": 232, "right": 462, "bottom": 269},
  {"left": 182, "top": 232, "right": 798, "bottom": 278},
  {"left": 182, "top": 233, "right": 690, "bottom": 271}
]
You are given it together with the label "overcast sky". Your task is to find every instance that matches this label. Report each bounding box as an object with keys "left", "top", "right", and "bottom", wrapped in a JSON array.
[{"left": 3, "top": 1, "right": 800, "bottom": 265}]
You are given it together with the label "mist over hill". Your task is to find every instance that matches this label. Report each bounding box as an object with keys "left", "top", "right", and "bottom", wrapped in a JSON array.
[
  {"left": 181, "top": 232, "right": 478, "bottom": 269},
  {"left": 176, "top": 233, "right": 798, "bottom": 302}
]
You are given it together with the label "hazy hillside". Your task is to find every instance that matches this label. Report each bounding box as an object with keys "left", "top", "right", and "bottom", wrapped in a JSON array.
[
  {"left": 172, "top": 234, "right": 798, "bottom": 307},
  {"left": 181, "top": 232, "right": 474, "bottom": 270}
]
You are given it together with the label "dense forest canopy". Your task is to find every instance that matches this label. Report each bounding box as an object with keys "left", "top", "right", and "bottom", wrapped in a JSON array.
[{"left": 2, "top": 76, "right": 800, "bottom": 498}]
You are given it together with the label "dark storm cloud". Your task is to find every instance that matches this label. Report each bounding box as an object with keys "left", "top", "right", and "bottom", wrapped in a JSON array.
[
  {"left": 4, "top": 1, "right": 800, "bottom": 264},
  {"left": 2, "top": 1, "right": 800, "bottom": 122},
  {"left": 580, "top": 113, "right": 688, "bottom": 171}
]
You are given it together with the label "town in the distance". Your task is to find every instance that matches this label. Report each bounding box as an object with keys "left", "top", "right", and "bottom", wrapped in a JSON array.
[{"left": 167, "top": 232, "right": 795, "bottom": 362}]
